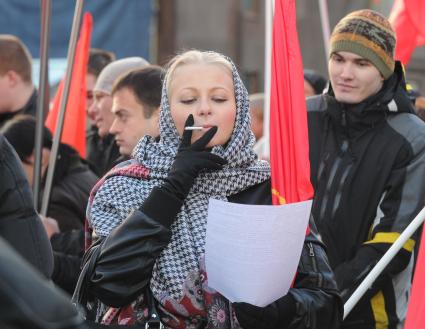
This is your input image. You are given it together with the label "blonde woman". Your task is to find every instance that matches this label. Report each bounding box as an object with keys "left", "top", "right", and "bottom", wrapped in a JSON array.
[{"left": 77, "top": 50, "right": 342, "bottom": 329}]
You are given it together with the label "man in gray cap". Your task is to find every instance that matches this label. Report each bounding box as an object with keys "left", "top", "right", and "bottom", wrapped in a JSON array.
[{"left": 86, "top": 57, "right": 149, "bottom": 176}]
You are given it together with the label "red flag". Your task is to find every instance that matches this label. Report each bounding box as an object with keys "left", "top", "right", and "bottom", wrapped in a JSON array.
[
  {"left": 405, "top": 228, "right": 425, "bottom": 328},
  {"left": 389, "top": 0, "right": 425, "bottom": 65},
  {"left": 45, "top": 12, "right": 93, "bottom": 158},
  {"left": 269, "top": 0, "right": 314, "bottom": 205}
]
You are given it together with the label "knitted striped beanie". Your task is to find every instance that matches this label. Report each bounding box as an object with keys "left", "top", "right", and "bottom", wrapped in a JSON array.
[{"left": 330, "top": 9, "right": 396, "bottom": 79}]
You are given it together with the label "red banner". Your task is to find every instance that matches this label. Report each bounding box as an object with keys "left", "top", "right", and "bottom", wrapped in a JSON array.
[
  {"left": 45, "top": 12, "right": 93, "bottom": 158},
  {"left": 405, "top": 228, "right": 425, "bottom": 328},
  {"left": 269, "top": 0, "right": 314, "bottom": 205},
  {"left": 389, "top": 0, "right": 425, "bottom": 65}
]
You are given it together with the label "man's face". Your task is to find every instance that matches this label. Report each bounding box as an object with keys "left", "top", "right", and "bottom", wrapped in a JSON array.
[
  {"left": 110, "top": 87, "right": 159, "bottom": 156},
  {"left": 88, "top": 91, "right": 114, "bottom": 138},
  {"left": 329, "top": 51, "right": 384, "bottom": 104},
  {"left": 86, "top": 73, "right": 97, "bottom": 122},
  {"left": 0, "top": 73, "right": 13, "bottom": 113}
]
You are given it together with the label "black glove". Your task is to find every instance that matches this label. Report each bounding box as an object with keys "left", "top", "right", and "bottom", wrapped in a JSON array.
[
  {"left": 233, "top": 294, "right": 296, "bottom": 329},
  {"left": 162, "top": 114, "right": 227, "bottom": 200},
  {"left": 141, "top": 114, "right": 227, "bottom": 227}
]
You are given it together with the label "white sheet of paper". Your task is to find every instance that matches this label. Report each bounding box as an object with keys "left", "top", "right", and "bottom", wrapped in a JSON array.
[{"left": 205, "top": 198, "right": 312, "bottom": 307}]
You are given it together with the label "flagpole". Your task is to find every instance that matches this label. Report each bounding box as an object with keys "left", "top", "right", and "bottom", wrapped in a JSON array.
[
  {"left": 318, "top": 0, "right": 331, "bottom": 60},
  {"left": 40, "top": 0, "right": 84, "bottom": 216},
  {"left": 33, "top": 0, "right": 52, "bottom": 210},
  {"left": 344, "top": 205, "right": 425, "bottom": 318},
  {"left": 263, "top": 0, "right": 274, "bottom": 158}
]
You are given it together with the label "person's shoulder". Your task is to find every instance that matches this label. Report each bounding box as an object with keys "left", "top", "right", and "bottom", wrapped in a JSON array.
[
  {"left": 0, "top": 133, "right": 13, "bottom": 154},
  {"left": 0, "top": 133, "right": 22, "bottom": 169},
  {"left": 387, "top": 113, "right": 425, "bottom": 145},
  {"left": 306, "top": 94, "right": 327, "bottom": 113},
  {"left": 96, "top": 159, "right": 150, "bottom": 188},
  {"left": 58, "top": 161, "right": 99, "bottom": 192},
  {"left": 0, "top": 134, "right": 7, "bottom": 157}
]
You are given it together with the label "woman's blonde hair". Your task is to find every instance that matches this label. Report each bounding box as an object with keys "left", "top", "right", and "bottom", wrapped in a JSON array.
[{"left": 165, "top": 50, "right": 233, "bottom": 95}]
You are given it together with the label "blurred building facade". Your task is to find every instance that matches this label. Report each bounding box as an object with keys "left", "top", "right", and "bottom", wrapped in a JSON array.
[
  {"left": 1, "top": 0, "right": 423, "bottom": 94},
  {"left": 156, "top": 0, "right": 425, "bottom": 94}
]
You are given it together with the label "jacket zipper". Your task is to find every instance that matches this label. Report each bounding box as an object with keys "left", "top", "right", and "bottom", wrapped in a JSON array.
[
  {"left": 331, "top": 158, "right": 352, "bottom": 218},
  {"left": 341, "top": 107, "right": 347, "bottom": 127},
  {"left": 308, "top": 242, "right": 323, "bottom": 288},
  {"left": 318, "top": 107, "right": 350, "bottom": 223}
]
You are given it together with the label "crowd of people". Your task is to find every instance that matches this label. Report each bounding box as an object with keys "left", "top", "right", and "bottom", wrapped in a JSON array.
[{"left": 0, "top": 8, "right": 425, "bottom": 329}]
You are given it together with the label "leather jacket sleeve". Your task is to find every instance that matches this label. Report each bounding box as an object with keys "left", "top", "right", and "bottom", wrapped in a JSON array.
[
  {"left": 85, "top": 212, "right": 342, "bottom": 329},
  {"left": 234, "top": 231, "right": 342, "bottom": 329},
  {"left": 83, "top": 176, "right": 342, "bottom": 328},
  {"left": 0, "top": 134, "right": 53, "bottom": 278},
  {"left": 286, "top": 232, "right": 343, "bottom": 328},
  {"left": 87, "top": 208, "right": 172, "bottom": 307},
  {"left": 85, "top": 185, "right": 183, "bottom": 307}
]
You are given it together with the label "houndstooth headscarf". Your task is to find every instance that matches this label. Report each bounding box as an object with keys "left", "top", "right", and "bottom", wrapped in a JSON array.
[{"left": 89, "top": 53, "right": 270, "bottom": 303}]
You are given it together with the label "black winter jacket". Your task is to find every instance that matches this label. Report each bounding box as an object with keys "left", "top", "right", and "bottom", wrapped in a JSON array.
[
  {"left": 51, "top": 229, "right": 85, "bottom": 294},
  {"left": 43, "top": 144, "right": 97, "bottom": 292},
  {"left": 43, "top": 143, "right": 98, "bottom": 232},
  {"left": 86, "top": 127, "right": 120, "bottom": 177},
  {"left": 79, "top": 179, "right": 342, "bottom": 329},
  {"left": 0, "top": 134, "right": 53, "bottom": 277},
  {"left": 0, "top": 236, "right": 87, "bottom": 329},
  {"left": 307, "top": 62, "right": 425, "bottom": 328}
]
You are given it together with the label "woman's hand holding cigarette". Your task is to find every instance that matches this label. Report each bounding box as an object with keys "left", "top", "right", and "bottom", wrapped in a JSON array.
[{"left": 164, "top": 114, "right": 227, "bottom": 200}]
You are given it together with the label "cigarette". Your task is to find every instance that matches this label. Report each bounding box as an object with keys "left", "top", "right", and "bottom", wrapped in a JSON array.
[{"left": 184, "top": 126, "right": 204, "bottom": 131}]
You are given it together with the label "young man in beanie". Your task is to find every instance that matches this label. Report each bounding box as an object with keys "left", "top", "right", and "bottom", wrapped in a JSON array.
[{"left": 307, "top": 9, "right": 425, "bottom": 328}]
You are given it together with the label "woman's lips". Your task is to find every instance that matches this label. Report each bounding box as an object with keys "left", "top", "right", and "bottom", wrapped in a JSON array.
[{"left": 336, "top": 83, "right": 355, "bottom": 90}]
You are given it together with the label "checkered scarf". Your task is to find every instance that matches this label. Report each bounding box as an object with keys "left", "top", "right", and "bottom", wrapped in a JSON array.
[{"left": 89, "top": 54, "right": 270, "bottom": 302}]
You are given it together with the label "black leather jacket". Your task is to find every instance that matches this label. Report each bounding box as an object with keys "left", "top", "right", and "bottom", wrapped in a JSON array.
[
  {"left": 0, "top": 134, "right": 53, "bottom": 277},
  {"left": 78, "top": 180, "right": 342, "bottom": 328}
]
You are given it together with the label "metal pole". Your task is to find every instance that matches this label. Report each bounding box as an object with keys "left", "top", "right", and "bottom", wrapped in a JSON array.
[
  {"left": 318, "top": 0, "right": 331, "bottom": 61},
  {"left": 33, "top": 0, "right": 52, "bottom": 210},
  {"left": 344, "top": 206, "right": 425, "bottom": 318},
  {"left": 40, "top": 0, "right": 84, "bottom": 216},
  {"left": 263, "top": 0, "right": 274, "bottom": 158}
]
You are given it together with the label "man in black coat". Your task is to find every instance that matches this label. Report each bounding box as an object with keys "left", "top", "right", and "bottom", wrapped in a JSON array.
[
  {"left": 2, "top": 115, "right": 99, "bottom": 293},
  {"left": 0, "top": 133, "right": 53, "bottom": 277}
]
